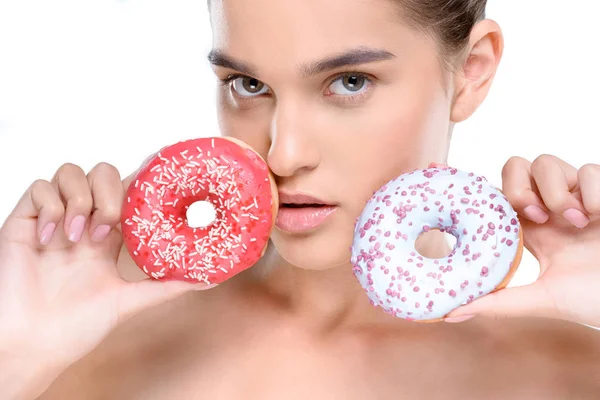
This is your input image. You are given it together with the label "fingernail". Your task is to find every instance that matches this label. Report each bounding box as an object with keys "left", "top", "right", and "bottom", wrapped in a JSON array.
[
  {"left": 91, "top": 224, "right": 111, "bottom": 242},
  {"left": 563, "top": 208, "right": 589, "bottom": 228},
  {"left": 444, "top": 314, "right": 475, "bottom": 323},
  {"left": 428, "top": 162, "right": 447, "bottom": 169},
  {"left": 68, "top": 215, "right": 86, "bottom": 242},
  {"left": 523, "top": 205, "right": 549, "bottom": 224},
  {"left": 40, "top": 223, "right": 56, "bottom": 245}
]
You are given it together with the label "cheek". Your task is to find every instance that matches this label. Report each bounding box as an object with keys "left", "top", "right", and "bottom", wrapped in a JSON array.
[
  {"left": 216, "top": 90, "right": 273, "bottom": 160},
  {"left": 328, "top": 86, "right": 451, "bottom": 211},
  {"left": 369, "top": 81, "right": 450, "bottom": 158}
]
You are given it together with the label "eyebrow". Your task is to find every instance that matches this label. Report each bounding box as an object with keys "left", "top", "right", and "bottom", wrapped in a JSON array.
[
  {"left": 207, "top": 49, "right": 258, "bottom": 76},
  {"left": 207, "top": 46, "right": 395, "bottom": 78},
  {"left": 300, "top": 47, "right": 395, "bottom": 77}
]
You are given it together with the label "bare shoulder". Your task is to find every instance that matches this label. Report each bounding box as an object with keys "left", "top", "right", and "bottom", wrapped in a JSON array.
[
  {"left": 38, "top": 282, "right": 239, "bottom": 400},
  {"left": 480, "top": 317, "right": 600, "bottom": 396},
  {"left": 354, "top": 316, "right": 600, "bottom": 399},
  {"left": 496, "top": 317, "right": 600, "bottom": 360},
  {"left": 509, "top": 317, "right": 600, "bottom": 366}
]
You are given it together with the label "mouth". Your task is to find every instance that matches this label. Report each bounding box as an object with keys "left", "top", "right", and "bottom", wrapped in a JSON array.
[
  {"left": 280, "top": 203, "right": 332, "bottom": 209},
  {"left": 275, "top": 192, "right": 338, "bottom": 233}
]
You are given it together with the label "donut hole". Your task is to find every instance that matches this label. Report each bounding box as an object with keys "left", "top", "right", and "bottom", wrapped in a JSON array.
[
  {"left": 415, "top": 229, "right": 457, "bottom": 259},
  {"left": 185, "top": 200, "right": 217, "bottom": 228}
]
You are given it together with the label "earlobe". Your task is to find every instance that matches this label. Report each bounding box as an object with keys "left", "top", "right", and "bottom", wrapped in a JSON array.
[{"left": 450, "top": 19, "right": 504, "bottom": 123}]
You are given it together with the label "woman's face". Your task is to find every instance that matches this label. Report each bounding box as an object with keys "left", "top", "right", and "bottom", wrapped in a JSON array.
[{"left": 209, "top": 0, "right": 457, "bottom": 270}]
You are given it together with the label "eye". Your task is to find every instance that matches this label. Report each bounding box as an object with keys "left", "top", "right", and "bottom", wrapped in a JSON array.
[
  {"left": 231, "top": 76, "right": 270, "bottom": 97},
  {"left": 328, "top": 74, "right": 369, "bottom": 96}
]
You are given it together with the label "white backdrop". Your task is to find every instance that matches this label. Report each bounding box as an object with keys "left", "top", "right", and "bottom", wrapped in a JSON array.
[{"left": 1, "top": 1, "right": 599, "bottom": 288}]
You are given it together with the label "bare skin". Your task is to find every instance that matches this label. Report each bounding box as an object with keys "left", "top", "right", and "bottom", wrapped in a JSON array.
[
  {"left": 39, "top": 253, "right": 600, "bottom": 400},
  {"left": 2, "top": 0, "right": 600, "bottom": 399}
]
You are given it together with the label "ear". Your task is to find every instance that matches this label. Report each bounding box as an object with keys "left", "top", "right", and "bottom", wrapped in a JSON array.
[{"left": 450, "top": 19, "right": 504, "bottom": 123}]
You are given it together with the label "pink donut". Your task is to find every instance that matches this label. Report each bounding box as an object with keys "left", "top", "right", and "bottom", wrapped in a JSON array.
[{"left": 350, "top": 165, "right": 523, "bottom": 322}]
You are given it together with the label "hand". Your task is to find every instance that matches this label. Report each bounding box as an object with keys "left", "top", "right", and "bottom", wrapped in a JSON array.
[
  {"left": 0, "top": 161, "right": 214, "bottom": 396},
  {"left": 443, "top": 155, "right": 600, "bottom": 328}
]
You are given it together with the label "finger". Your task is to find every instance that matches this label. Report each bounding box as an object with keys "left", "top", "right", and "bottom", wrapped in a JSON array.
[
  {"left": 116, "top": 280, "right": 218, "bottom": 323},
  {"left": 86, "top": 162, "right": 124, "bottom": 243},
  {"left": 51, "top": 163, "right": 94, "bottom": 243},
  {"left": 428, "top": 162, "right": 448, "bottom": 169},
  {"left": 501, "top": 156, "right": 549, "bottom": 224},
  {"left": 443, "top": 283, "right": 558, "bottom": 322},
  {"left": 115, "top": 152, "right": 158, "bottom": 234},
  {"left": 7, "top": 179, "right": 64, "bottom": 246},
  {"left": 121, "top": 170, "right": 138, "bottom": 196},
  {"left": 530, "top": 154, "right": 589, "bottom": 228},
  {"left": 577, "top": 163, "right": 600, "bottom": 216}
]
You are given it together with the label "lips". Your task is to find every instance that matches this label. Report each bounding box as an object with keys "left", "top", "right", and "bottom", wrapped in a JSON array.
[{"left": 275, "top": 191, "right": 338, "bottom": 233}]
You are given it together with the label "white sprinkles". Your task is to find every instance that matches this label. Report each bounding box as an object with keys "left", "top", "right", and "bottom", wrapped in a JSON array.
[{"left": 122, "top": 138, "right": 272, "bottom": 284}]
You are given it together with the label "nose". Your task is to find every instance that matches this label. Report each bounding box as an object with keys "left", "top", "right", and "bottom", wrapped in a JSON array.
[{"left": 267, "top": 100, "right": 321, "bottom": 178}]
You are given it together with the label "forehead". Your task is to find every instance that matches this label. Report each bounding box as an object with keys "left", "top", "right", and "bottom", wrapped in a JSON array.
[{"left": 209, "top": 0, "right": 418, "bottom": 68}]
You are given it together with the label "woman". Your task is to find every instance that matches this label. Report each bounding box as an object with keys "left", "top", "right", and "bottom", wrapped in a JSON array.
[{"left": 2, "top": 0, "right": 600, "bottom": 398}]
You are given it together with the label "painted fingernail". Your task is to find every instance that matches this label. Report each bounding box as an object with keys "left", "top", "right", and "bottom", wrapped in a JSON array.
[
  {"left": 523, "top": 205, "right": 549, "bottom": 224},
  {"left": 563, "top": 208, "right": 589, "bottom": 228},
  {"left": 443, "top": 314, "right": 475, "bottom": 323},
  {"left": 91, "top": 224, "right": 111, "bottom": 242},
  {"left": 68, "top": 215, "right": 86, "bottom": 242},
  {"left": 428, "top": 162, "right": 447, "bottom": 169},
  {"left": 40, "top": 223, "right": 56, "bottom": 245}
]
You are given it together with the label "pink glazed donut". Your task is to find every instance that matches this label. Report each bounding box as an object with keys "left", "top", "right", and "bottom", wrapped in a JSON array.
[{"left": 350, "top": 164, "right": 524, "bottom": 322}]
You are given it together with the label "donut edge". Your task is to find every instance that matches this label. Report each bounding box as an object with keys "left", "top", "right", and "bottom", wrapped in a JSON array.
[
  {"left": 217, "top": 136, "right": 279, "bottom": 259},
  {"left": 414, "top": 221, "right": 524, "bottom": 324},
  {"left": 120, "top": 136, "right": 279, "bottom": 283}
]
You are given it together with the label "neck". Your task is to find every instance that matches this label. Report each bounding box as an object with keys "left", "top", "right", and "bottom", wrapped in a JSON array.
[
  {"left": 254, "top": 234, "right": 452, "bottom": 328},
  {"left": 272, "top": 259, "right": 373, "bottom": 323}
]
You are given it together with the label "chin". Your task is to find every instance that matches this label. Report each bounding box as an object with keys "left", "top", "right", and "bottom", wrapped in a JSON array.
[{"left": 271, "top": 222, "right": 354, "bottom": 271}]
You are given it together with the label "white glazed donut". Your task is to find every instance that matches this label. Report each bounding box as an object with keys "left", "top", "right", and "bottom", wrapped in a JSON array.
[{"left": 350, "top": 165, "right": 524, "bottom": 322}]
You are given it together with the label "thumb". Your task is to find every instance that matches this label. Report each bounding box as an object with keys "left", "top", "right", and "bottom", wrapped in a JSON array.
[
  {"left": 443, "top": 283, "right": 558, "bottom": 322},
  {"left": 116, "top": 279, "right": 217, "bottom": 322},
  {"left": 428, "top": 162, "right": 448, "bottom": 169}
]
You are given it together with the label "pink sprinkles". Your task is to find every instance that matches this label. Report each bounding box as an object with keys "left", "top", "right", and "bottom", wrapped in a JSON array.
[{"left": 350, "top": 166, "right": 521, "bottom": 320}]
